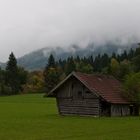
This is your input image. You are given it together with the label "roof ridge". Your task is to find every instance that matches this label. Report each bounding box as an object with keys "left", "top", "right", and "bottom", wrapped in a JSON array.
[{"left": 74, "top": 71, "right": 115, "bottom": 79}]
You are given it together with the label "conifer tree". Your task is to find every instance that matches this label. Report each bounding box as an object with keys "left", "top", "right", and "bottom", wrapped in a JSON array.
[
  {"left": 47, "top": 54, "right": 56, "bottom": 68},
  {"left": 5, "top": 52, "right": 19, "bottom": 94},
  {"left": 120, "top": 50, "right": 128, "bottom": 61},
  {"left": 128, "top": 48, "right": 134, "bottom": 60},
  {"left": 44, "top": 54, "right": 60, "bottom": 92},
  {"left": 112, "top": 52, "right": 117, "bottom": 59},
  {"left": 64, "top": 57, "right": 76, "bottom": 75},
  {"left": 93, "top": 54, "right": 101, "bottom": 72}
]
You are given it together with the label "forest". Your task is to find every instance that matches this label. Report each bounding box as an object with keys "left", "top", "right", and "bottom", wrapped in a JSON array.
[{"left": 0, "top": 45, "right": 140, "bottom": 104}]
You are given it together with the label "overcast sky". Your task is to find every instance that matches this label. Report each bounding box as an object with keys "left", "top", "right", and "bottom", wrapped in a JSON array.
[{"left": 0, "top": 0, "right": 140, "bottom": 62}]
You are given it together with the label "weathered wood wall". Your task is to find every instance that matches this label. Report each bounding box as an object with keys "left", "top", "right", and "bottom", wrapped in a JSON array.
[
  {"left": 111, "top": 104, "right": 130, "bottom": 116},
  {"left": 56, "top": 77, "right": 100, "bottom": 116}
]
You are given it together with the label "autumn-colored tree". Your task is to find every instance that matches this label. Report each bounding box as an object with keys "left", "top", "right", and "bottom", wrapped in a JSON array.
[
  {"left": 24, "top": 71, "right": 45, "bottom": 93},
  {"left": 110, "top": 58, "right": 120, "bottom": 78}
]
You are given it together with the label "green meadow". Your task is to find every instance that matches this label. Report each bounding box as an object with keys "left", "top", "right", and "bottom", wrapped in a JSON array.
[{"left": 0, "top": 94, "right": 140, "bottom": 140}]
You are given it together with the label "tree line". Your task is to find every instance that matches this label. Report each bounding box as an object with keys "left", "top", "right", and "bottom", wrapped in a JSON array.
[
  {"left": 44, "top": 46, "right": 140, "bottom": 104},
  {"left": 0, "top": 46, "right": 140, "bottom": 104}
]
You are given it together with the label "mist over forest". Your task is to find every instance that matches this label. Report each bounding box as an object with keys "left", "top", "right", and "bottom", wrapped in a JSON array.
[{"left": 0, "top": 41, "right": 138, "bottom": 70}]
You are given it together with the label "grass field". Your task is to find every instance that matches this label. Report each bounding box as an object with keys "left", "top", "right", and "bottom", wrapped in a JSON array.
[{"left": 0, "top": 94, "right": 140, "bottom": 140}]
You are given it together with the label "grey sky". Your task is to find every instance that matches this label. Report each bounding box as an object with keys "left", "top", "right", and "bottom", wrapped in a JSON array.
[{"left": 0, "top": 0, "right": 140, "bottom": 62}]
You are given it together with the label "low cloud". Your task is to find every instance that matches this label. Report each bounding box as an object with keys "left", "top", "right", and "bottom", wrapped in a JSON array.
[{"left": 0, "top": 0, "right": 140, "bottom": 61}]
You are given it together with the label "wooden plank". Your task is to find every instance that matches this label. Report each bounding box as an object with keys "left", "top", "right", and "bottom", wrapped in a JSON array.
[
  {"left": 111, "top": 104, "right": 130, "bottom": 116},
  {"left": 58, "top": 98, "right": 99, "bottom": 107},
  {"left": 59, "top": 106, "right": 99, "bottom": 115}
]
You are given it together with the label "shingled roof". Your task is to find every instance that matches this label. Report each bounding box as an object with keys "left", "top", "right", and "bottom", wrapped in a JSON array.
[{"left": 48, "top": 72, "right": 130, "bottom": 104}]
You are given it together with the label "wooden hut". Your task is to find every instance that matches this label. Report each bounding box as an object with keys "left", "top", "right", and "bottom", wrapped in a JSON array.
[{"left": 47, "top": 72, "right": 138, "bottom": 116}]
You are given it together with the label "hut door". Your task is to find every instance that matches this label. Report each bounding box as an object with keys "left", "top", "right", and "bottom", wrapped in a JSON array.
[{"left": 101, "top": 101, "right": 111, "bottom": 116}]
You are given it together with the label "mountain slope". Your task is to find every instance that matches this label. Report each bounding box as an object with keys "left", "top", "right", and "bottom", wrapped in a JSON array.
[
  {"left": 0, "top": 62, "right": 4, "bottom": 68},
  {"left": 16, "top": 42, "right": 137, "bottom": 71}
]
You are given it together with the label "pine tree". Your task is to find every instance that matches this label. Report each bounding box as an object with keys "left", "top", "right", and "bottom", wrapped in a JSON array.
[
  {"left": 6, "top": 52, "right": 18, "bottom": 73},
  {"left": 75, "top": 55, "right": 80, "bottom": 63},
  {"left": 44, "top": 54, "right": 56, "bottom": 74},
  {"left": 128, "top": 48, "right": 134, "bottom": 60},
  {"left": 112, "top": 52, "right": 117, "bottom": 59},
  {"left": 101, "top": 53, "right": 110, "bottom": 68},
  {"left": 5, "top": 52, "right": 19, "bottom": 94},
  {"left": 47, "top": 54, "right": 56, "bottom": 68},
  {"left": 65, "top": 57, "right": 76, "bottom": 75},
  {"left": 120, "top": 50, "right": 128, "bottom": 61},
  {"left": 44, "top": 54, "right": 61, "bottom": 92},
  {"left": 88, "top": 55, "right": 94, "bottom": 65},
  {"left": 93, "top": 54, "right": 101, "bottom": 72},
  {"left": 58, "top": 59, "right": 66, "bottom": 70}
]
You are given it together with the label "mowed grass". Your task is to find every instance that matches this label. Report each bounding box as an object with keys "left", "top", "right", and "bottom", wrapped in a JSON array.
[{"left": 0, "top": 94, "right": 140, "bottom": 140}]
